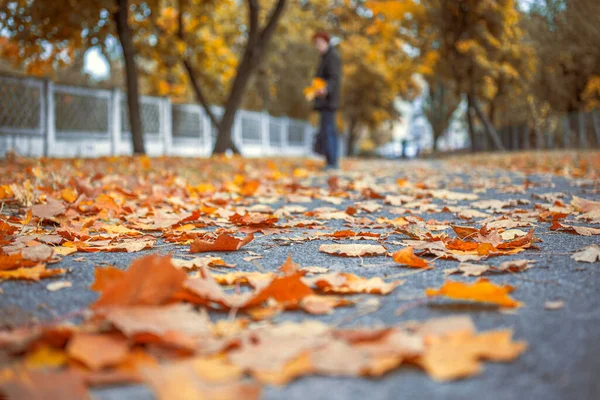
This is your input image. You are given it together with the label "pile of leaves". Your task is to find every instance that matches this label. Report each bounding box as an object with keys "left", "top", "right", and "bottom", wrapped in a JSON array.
[{"left": 0, "top": 152, "right": 598, "bottom": 398}]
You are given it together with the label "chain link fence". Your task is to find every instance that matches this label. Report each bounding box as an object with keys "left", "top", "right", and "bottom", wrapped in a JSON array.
[{"left": 0, "top": 74, "right": 314, "bottom": 158}]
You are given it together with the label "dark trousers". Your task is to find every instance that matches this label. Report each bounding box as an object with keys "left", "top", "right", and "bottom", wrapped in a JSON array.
[{"left": 319, "top": 110, "right": 339, "bottom": 167}]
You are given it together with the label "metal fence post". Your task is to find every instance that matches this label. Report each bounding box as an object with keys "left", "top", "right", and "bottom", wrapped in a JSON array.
[
  {"left": 281, "top": 116, "right": 289, "bottom": 153},
  {"left": 260, "top": 111, "right": 269, "bottom": 156},
  {"left": 110, "top": 88, "right": 121, "bottom": 156},
  {"left": 578, "top": 110, "right": 586, "bottom": 148},
  {"left": 45, "top": 80, "right": 55, "bottom": 157},
  {"left": 233, "top": 114, "right": 242, "bottom": 153},
  {"left": 304, "top": 122, "right": 312, "bottom": 155},
  {"left": 202, "top": 112, "right": 211, "bottom": 155},
  {"left": 162, "top": 98, "right": 172, "bottom": 156},
  {"left": 592, "top": 110, "right": 600, "bottom": 147},
  {"left": 562, "top": 115, "right": 570, "bottom": 148}
]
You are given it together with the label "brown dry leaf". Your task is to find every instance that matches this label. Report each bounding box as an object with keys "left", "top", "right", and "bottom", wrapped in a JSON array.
[
  {"left": 305, "top": 273, "right": 403, "bottom": 295},
  {"left": 444, "top": 263, "right": 490, "bottom": 277},
  {"left": 494, "top": 259, "right": 535, "bottom": 273},
  {"left": 392, "top": 247, "right": 431, "bottom": 269},
  {"left": 31, "top": 197, "right": 66, "bottom": 219},
  {"left": 571, "top": 196, "right": 600, "bottom": 213},
  {"left": 300, "top": 294, "right": 352, "bottom": 315},
  {"left": 572, "top": 244, "right": 600, "bottom": 263},
  {"left": 104, "top": 304, "right": 213, "bottom": 338},
  {"left": 418, "top": 329, "right": 527, "bottom": 381},
  {"left": 91, "top": 255, "right": 187, "bottom": 309},
  {"left": 90, "top": 266, "right": 125, "bottom": 292},
  {"left": 319, "top": 243, "right": 387, "bottom": 257},
  {"left": 171, "top": 256, "right": 231, "bottom": 270},
  {"left": 21, "top": 243, "right": 54, "bottom": 262},
  {"left": 190, "top": 232, "right": 254, "bottom": 253},
  {"left": 230, "top": 213, "right": 278, "bottom": 226},
  {"left": 212, "top": 271, "right": 274, "bottom": 289},
  {"left": 140, "top": 358, "right": 260, "bottom": 400},
  {"left": 0, "top": 253, "right": 38, "bottom": 271},
  {"left": 0, "top": 264, "right": 66, "bottom": 282},
  {"left": 243, "top": 272, "right": 314, "bottom": 310},
  {"left": 544, "top": 300, "right": 564, "bottom": 310},
  {"left": 67, "top": 332, "right": 129, "bottom": 371},
  {"left": 46, "top": 280, "right": 72, "bottom": 291},
  {"left": 425, "top": 278, "right": 521, "bottom": 308},
  {"left": 0, "top": 369, "right": 90, "bottom": 400}
]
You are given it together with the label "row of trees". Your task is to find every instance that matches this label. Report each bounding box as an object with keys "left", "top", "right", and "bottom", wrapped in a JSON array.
[{"left": 1, "top": 1, "right": 599, "bottom": 155}]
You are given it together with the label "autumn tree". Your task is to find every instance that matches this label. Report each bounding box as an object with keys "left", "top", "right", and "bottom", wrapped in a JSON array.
[
  {"left": 0, "top": 0, "right": 147, "bottom": 154},
  {"left": 154, "top": 0, "right": 287, "bottom": 154}
]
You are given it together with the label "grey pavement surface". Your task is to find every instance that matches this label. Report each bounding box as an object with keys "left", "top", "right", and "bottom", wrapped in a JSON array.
[{"left": 1, "top": 159, "right": 599, "bottom": 400}]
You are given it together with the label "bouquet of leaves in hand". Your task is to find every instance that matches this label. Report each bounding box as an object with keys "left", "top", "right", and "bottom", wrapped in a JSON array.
[{"left": 303, "top": 78, "right": 327, "bottom": 101}]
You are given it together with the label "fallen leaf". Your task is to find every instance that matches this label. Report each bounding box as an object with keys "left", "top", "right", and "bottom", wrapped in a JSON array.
[
  {"left": 67, "top": 332, "right": 129, "bottom": 370},
  {"left": 392, "top": 247, "right": 431, "bottom": 269},
  {"left": 21, "top": 243, "right": 54, "bottom": 262},
  {"left": 0, "top": 264, "right": 66, "bottom": 282},
  {"left": 0, "top": 369, "right": 90, "bottom": 400},
  {"left": 46, "top": 280, "right": 72, "bottom": 291},
  {"left": 190, "top": 232, "right": 254, "bottom": 253},
  {"left": 425, "top": 278, "right": 521, "bottom": 308},
  {"left": 544, "top": 300, "right": 564, "bottom": 310},
  {"left": 31, "top": 198, "right": 66, "bottom": 219},
  {"left": 319, "top": 244, "right": 387, "bottom": 257},
  {"left": 91, "top": 255, "right": 187, "bottom": 308},
  {"left": 104, "top": 304, "right": 213, "bottom": 338},
  {"left": 418, "top": 329, "right": 527, "bottom": 381},
  {"left": 572, "top": 244, "right": 600, "bottom": 263},
  {"left": 444, "top": 263, "right": 489, "bottom": 277}
]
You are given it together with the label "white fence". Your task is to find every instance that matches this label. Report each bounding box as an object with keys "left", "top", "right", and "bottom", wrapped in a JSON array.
[{"left": 0, "top": 74, "right": 318, "bottom": 158}]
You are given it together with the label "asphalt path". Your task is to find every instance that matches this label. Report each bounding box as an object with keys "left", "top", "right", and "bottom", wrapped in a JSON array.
[{"left": 1, "top": 159, "right": 599, "bottom": 400}]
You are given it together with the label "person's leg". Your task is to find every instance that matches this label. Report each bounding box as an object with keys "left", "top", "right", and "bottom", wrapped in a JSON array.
[
  {"left": 322, "top": 111, "right": 335, "bottom": 167},
  {"left": 330, "top": 112, "right": 339, "bottom": 167}
]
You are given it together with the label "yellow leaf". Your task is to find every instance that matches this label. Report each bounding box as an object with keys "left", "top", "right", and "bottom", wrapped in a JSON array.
[
  {"left": 25, "top": 345, "right": 68, "bottom": 369},
  {"left": 425, "top": 278, "right": 521, "bottom": 308}
]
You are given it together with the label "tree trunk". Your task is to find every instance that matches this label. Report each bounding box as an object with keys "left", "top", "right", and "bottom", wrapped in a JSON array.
[
  {"left": 212, "top": 0, "right": 287, "bottom": 154},
  {"left": 469, "top": 96, "right": 505, "bottom": 151},
  {"left": 114, "top": 0, "right": 145, "bottom": 155},
  {"left": 466, "top": 97, "right": 476, "bottom": 152}
]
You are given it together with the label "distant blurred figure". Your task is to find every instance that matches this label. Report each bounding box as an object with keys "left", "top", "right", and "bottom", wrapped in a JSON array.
[{"left": 312, "top": 31, "right": 341, "bottom": 170}]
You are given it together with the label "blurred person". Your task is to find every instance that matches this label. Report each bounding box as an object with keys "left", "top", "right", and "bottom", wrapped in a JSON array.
[{"left": 312, "top": 31, "right": 342, "bottom": 170}]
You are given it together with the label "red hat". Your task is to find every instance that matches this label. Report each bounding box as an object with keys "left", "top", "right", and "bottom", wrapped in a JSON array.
[{"left": 312, "top": 31, "right": 330, "bottom": 43}]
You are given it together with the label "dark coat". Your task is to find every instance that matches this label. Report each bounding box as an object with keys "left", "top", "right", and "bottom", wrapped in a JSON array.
[{"left": 314, "top": 46, "right": 342, "bottom": 111}]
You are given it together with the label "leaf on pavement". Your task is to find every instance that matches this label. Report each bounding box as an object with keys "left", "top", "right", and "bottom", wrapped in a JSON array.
[
  {"left": 103, "top": 304, "right": 213, "bottom": 338},
  {"left": 31, "top": 197, "right": 66, "bottom": 219},
  {"left": 91, "top": 255, "right": 187, "bottom": 309},
  {"left": 46, "top": 280, "right": 72, "bottom": 291},
  {"left": 67, "top": 332, "right": 129, "bottom": 371},
  {"left": 392, "top": 247, "right": 431, "bottom": 269},
  {"left": 425, "top": 278, "right": 521, "bottom": 308},
  {"left": 572, "top": 244, "right": 600, "bottom": 263},
  {"left": 190, "top": 232, "right": 254, "bottom": 253},
  {"left": 0, "top": 264, "right": 66, "bottom": 282},
  {"left": 417, "top": 329, "right": 527, "bottom": 381},
  {"left": 304, "top": 273, "right": 403, "bottom": 294},
  {"left": 444, "top": 263, "right": 490, "bottom": 277},
  {"left": 0, "top": 253, "right": 38, "bottom": 271},
  {"left": 319, "top": 243, "right": 387, "bottom": 257},
  {"left": 544, "top": 300, "right": 564, "bottom": 310},
  {"left": 0, "top": 369, "right": 90, "bottom": 400},
  {"left": 21, "top": 243, "right": 54, "bottom": 262},
  {"left": 140, "top": 358, "right": 260, "bottom": 400}
]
